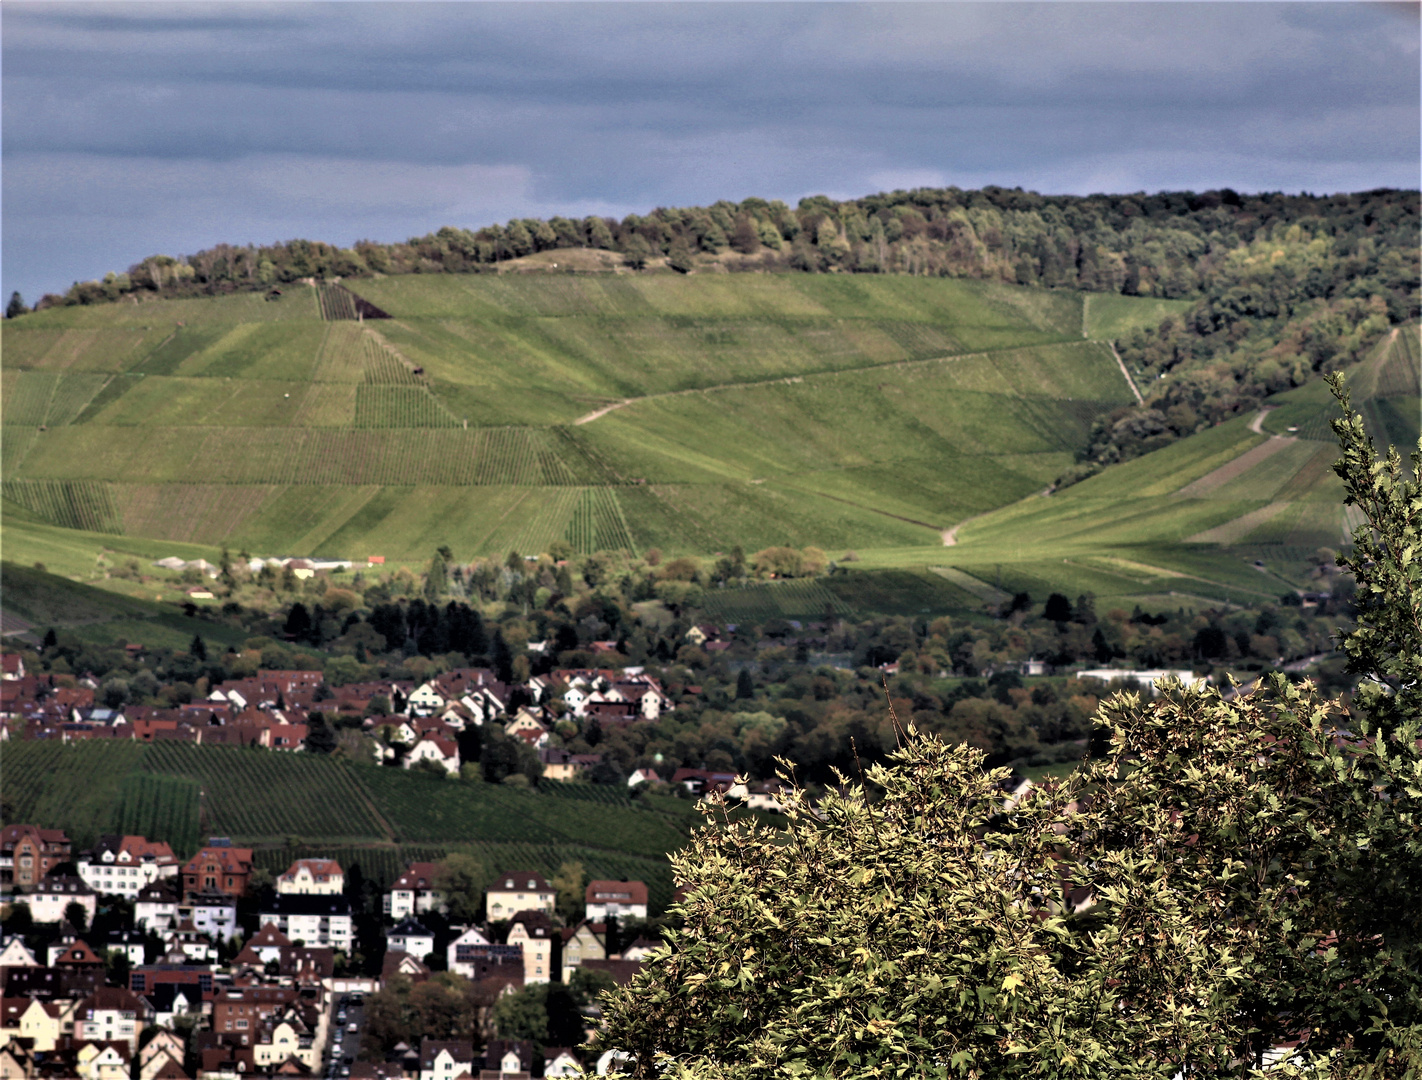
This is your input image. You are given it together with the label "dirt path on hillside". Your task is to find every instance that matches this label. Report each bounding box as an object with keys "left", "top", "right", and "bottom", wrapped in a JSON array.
[
  {"left": 1176, "top": 412, "right": 1295, "bottom": 497},
  {"left": 1107, "top": 341, "right": 1145, "bottom": 404},
  {"left": 571, "top": 340, "right": 1105, "bottom": 425},
  {"left": 574, "top": 399, "right": 633, "bottom": 424}
]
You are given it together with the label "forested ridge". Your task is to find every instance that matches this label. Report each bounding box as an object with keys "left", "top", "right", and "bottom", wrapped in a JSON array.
[{"left": 9, "top": 186, "right": 1418, "bottom": 469}]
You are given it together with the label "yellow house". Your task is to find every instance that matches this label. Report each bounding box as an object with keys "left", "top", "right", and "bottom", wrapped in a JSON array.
[
  {"left": 507, "top": 915, "right": 553, "bottom": 985},
  {"left": 559, "top": 921, "right": 607, "bottom": 983},
  {"left": 254, "top": 1018, "right": 316, "bottom": 1070},
  {"left": 1, "top": 998, "right": 62, "bottom": 1052},
  {"left": 485, "top": 872, "right": 555, "bottom": 921},
  {"left": 76, "top": 1042, "right": 130, "bottom": 1080}
]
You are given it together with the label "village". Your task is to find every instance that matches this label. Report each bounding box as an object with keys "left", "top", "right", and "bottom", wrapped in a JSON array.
[
  {"left": 0, "top": 650, "right": 789, "bottom": 806},
  {"left": 1, "top": 816, "right": 668, "bottom": 1080},
  {"left": 0, "top": 648, "right": 802, "bottom": 1079}
]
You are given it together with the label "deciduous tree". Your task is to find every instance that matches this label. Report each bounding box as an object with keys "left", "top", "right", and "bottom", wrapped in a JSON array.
[{"left": 597, "top": 382, "right": 1422, "bottom": 1078}]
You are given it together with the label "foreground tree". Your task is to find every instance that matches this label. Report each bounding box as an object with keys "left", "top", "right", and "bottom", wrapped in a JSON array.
[{"left": 598, "top": 380, "right": 1421, "bottom": 1078}]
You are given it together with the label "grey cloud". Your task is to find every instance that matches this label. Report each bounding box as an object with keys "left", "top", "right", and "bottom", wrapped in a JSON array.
[{"left": 3, "top": 2, "right": 1417, "bottom": 298}]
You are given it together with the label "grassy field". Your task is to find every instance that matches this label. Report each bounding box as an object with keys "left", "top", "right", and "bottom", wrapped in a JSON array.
[
  {"left": 3, "top": 277, "right": 1409, "bottom": 617},
  {"left": 2, "top": 740, "right": 703, "bottom": 909},
  {"left": 1, "top": 275, "right": 1150, "bottom": 564}
]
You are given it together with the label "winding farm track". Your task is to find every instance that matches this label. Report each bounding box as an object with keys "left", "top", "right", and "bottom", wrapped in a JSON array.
[{"left": 571, "top": 340, "right": 1109, "bottom": 425}]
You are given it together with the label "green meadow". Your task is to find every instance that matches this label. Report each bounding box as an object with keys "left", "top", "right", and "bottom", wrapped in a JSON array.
[
  {"left": 2, "top": 271, "right": 1414, "bottom": 618},
  {"left": 1, "top": 274, "right": 1130, "bottom": 561}
]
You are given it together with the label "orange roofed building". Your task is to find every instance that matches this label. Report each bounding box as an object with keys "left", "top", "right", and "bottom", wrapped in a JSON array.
[{"left": 181, "top": 840, "right": 253, "bottom": 902}]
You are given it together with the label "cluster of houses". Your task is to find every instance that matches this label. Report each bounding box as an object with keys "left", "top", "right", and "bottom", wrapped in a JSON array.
[
  {"left": 2, "top": 653, "right": 674, "bottom": 783},
  {"left": 1, "top": 819, "right": 654, "bottom": 1079}
]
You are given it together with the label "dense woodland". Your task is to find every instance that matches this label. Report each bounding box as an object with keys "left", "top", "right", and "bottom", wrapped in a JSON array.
[
  {"left": 17, "top": 542, "right": 1356, "bottom": 788},
  {"left": 9, "top": 185, "right": 1418, "bottom": 472}
]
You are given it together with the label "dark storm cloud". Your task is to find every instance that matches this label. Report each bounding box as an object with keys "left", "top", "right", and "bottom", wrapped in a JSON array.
[{"left": 3, "top": 2, "right": 1418, "bottom": 299}]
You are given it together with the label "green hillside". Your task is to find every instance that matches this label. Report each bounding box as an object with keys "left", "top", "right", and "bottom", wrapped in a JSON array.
[
  {"left": 1, "top": 275, "right": 1142, "bottom": 559},
  {"left": 2, "top": 740, "right": 703, "bottom": 910},
  {"left": 898, "top": 324, "right": 1421, "bottom": 610}
]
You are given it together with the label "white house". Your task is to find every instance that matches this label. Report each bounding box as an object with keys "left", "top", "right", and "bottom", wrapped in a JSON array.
[
  {"left": 27, "top": 876, "right": 96, "bottom": 926},
  {"left": 584, "top": 880, "right": 649, "bottom": 922},
  {"left": 276, "top": 858, "right": 344, "bottom": 895},
  {"left": 387, "top": 917, "right": 435, "bottom": 960},
  {"left": 545, "top": 1050, "right": 581, "bottom": 1077},
  {"left": 418, "top": 1038, "right": 477, "bottom": 1080},
  {"left": 259, "top": 894, "right": 353, "bottom": 951},
  {"left": 386, "top": 862, "right": 445, "bottom": 920},
  {"left": 1077, "top": 668, "right": 1207, "bottom": 691},
  {"left": 445, "top": 926, "right": 491, "bottom": 978},
  {"left": 77, "top": 836, "right": 181, "bottom": 899},
  {"left": 0, "top": 937, "right": 38, "bottom": 968},
  {"left": 133, "top": 882, "right": 179, "bottom": 934},
  {"left": 182, "top": 891, "right": 238, "bottom": 941},
  {"left": 404, "top": 735, "right": 460, "bottom": 775},
  {"left": 73, "top": 987, "right": 150, "bottom": 1053},
  {"left": 406, "top": 681, "right": 447, "bottom": 715}
]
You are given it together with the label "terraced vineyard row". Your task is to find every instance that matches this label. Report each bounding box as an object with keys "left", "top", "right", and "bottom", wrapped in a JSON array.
[
  {"left": 317, "top": 283, "right": 359, "bottom": 321},
  {"left": 113, "top": 483, "right": 274, "bottom": 545},
  {"left": 565, "top": 486, "right": 637, "bottom": 554},
  {"left": 504, "top": 487, "right": 582, "bottom": 555},
  {"left": 1, "top": 427, "right": 38, "bottom": 480},
  {"left": 2, "top": 371, "right": 61, "bottom": 426},
  {"left": 112, "top": 772, "right": 202, "bottom": 858},
  {"left": 1, "top": 741, "right": 147, "bottom": 849},
  {"left": 312, "top": 324, "right": 367, "bottom": 382},
  {"left": 354, "top": 385, "right": 460, "bottom": 428},
  {"left": 15, "top": 427, "right": 607, "bottom": 486},
  {"left": 2, "top": 371, "right": 113, "bottom": 427},
  {"left": 363, "top": 336, "right": 423, "bottom": 384},
  {"left": 3, "top": 479, "right": 123, "bottom": 533},
  {"left": 141, "top": 743, "right": 390, "bottom": 842}
]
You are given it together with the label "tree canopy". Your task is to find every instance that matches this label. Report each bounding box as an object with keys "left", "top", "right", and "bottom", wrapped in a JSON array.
[{"left": 597, "top": 382, "right": 1422, "bottom": 1078}]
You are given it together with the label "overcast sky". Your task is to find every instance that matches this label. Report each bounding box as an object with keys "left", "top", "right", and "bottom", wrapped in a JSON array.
[{"left": 3, "top": 2, "right": 1418, "bottom": 300}]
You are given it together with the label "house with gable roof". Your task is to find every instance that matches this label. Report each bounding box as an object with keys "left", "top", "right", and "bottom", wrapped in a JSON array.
[
  {"left": 404, "top": 734, "right": 460, "bottom": 775},
  {"left": 584, "top": 880, "right": 648, "bottom": 921},
  {"left": 275, "top": 858, "right": 344, "bottom": 895},
  {"left": 74, "top": 986, "right": 151, "bottom": 1052},
  {"left": 485, "top": 872, "right": 554, "bottom": 921},
  {"left": 0, "top": 997, "right": 63, "bottom": 1051},
  {"left": 480, "top": 1039, "right": 535, "bottom": 1080},
  {"left": 77, "top": 835, "right": 181, "bottom": 898},
  {"left": 418, "top": 1037, "right": 477, "bottom": 1080},
  {"left": 386, "top": 862, "right": 445, "bottom": 919},
  {"left": 506, "top": 911, "right": 554, "bottom": 985},
  {"left": 75, "top": 1038, "right": 131, "bottom": 1080},
  {"left": 234, "top": 924, "right": 292, "bottom": 966}
]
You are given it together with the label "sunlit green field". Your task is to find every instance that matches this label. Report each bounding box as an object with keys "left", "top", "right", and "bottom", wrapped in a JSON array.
[
  {"left": 3, "top": 271, "right": 1412, "bottom": 620},
  {"left": 1, "top": 274, "right": 1140, "bottom": 562}
]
